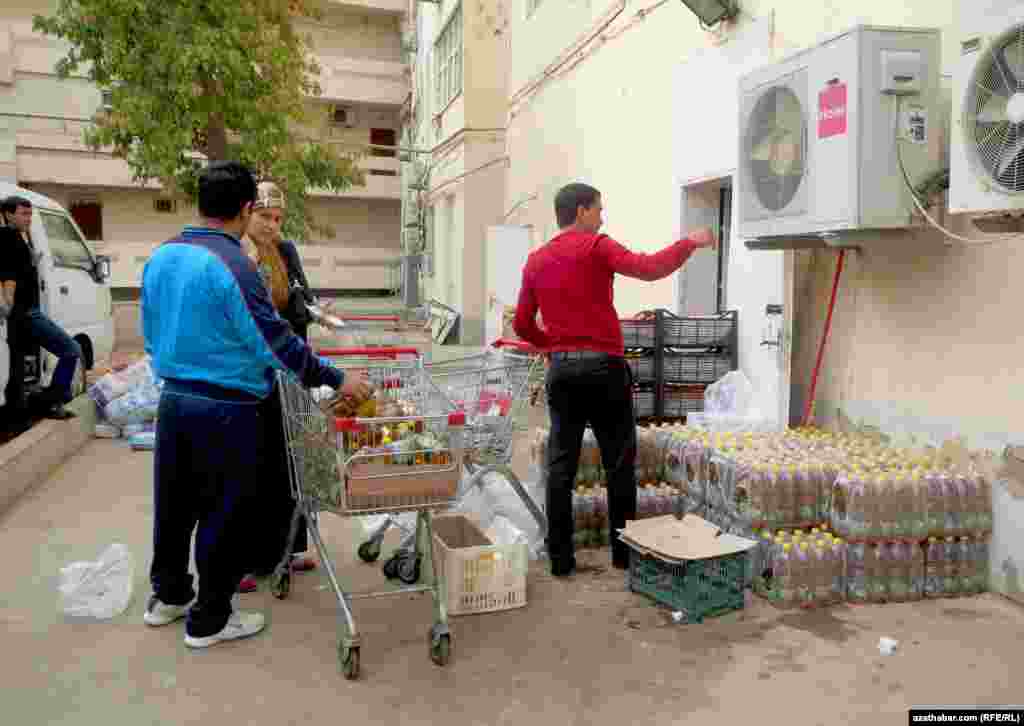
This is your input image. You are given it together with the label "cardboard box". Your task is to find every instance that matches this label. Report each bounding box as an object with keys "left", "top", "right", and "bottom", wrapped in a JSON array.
[{"left": 617, "top": 513, "right": 757, "bottom": 564}]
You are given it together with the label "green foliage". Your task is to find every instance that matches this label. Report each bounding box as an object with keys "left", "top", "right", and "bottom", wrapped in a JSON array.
[{"left": 33, "top": 0, "right": 365, "bottom": 240}]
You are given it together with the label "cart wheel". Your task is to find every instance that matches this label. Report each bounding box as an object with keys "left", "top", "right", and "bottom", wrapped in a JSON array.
[
  {"left": 358, "top": 540, "right": 382, "bottom": 563},
  {"left": 429, "top": 632, "right": 452, "bottom": 667},
  {"left": 271, "top": 571, "right": 291, "bottom": 600},
  {"left": 382, "top": 552, "right": 403, "bottom": 580},
  {"left": 339, "top": 644, "right": 360, "bottom": 680},
  {"left": 397, "top": 554, "right": 421, "bottom": 585}
]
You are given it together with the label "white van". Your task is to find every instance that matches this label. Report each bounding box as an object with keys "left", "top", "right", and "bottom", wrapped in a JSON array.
[{"left": 0, "top": 183, "right": 115, "bottom": 408}]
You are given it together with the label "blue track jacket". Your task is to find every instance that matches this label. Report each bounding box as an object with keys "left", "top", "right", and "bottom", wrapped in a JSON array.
[{"left": 141, "top": 226, "right": 343, "bottom": 397}]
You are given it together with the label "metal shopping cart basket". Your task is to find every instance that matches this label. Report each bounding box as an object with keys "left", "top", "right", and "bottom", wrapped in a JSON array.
[
  {"left": 310, "top": 306, "right": 432, "bottom": 360},
  {"left": 274, "top": 346, "right": 461, "bottom": 679},
  {"left": 355, "top": 338, "right": 548, "bottom": 565}
]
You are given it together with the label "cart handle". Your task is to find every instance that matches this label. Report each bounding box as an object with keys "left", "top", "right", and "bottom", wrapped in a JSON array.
[
  {"left": 340, "top": 315, "right": 401, "bottom": 323},
  {"left": 491, "top": 337, "right": 540, "bottom": 354},
  {"left": 318, "top": 347, "right": 421, "bottom": 358}
]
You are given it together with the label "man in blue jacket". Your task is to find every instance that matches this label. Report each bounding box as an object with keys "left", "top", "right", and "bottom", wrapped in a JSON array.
[{"left": 140, "top": 161, "right": 370, "bottom": 649}]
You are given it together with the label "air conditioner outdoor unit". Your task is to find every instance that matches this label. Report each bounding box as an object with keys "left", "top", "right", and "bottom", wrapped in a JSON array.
[
  {"left": 950, "top": 2, "right": 1024, "bottom": 215},
  {"left": 331, "top": 105, "right": 358, "bottom": 128},
  {"left": 737, "top": 26, "right": 942, "bottom": 246}
]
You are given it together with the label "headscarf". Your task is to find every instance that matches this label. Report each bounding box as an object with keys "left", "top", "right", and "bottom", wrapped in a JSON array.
[{"left": 245, "top": 181, "right": 291, "bottom": 312}]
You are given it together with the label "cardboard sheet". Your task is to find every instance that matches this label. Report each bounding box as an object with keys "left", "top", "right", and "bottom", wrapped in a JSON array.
[{"left": 617, "top": 513, "right": 756, "bottom": 564}]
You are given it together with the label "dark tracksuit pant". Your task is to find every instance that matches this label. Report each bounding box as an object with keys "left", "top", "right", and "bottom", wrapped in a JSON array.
[
  {"left": 544, "top": 352, "right": 637, "bottom": 573},
  {"left": 249, "top": 384, "right": 306, "bottom": 575},
  {"left": 150, "top": 379, "right": 267, "bottom": 637}
]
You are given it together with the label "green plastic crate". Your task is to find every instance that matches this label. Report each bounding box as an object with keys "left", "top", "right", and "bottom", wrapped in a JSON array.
[{"left": 626, "top": 548, "right": 746, "bottom": 623}]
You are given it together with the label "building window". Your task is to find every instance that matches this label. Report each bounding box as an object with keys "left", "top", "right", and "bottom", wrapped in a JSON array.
[
  {"left": 527, "top": 0, "right": 544, "bottom": 17},
  {"left": 69, "top": 201, "right": 103, "bottom": 241},
  {"left": 434, "top": 5, "right": 463, "bottom": 110},
  {"left": 370, "top": 128, "right": 397, "bottom": 158}
]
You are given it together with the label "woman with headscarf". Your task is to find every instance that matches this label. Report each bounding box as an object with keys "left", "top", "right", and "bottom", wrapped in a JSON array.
[{"left": 239, "top": 181, "right": 320, "bottom": 592}]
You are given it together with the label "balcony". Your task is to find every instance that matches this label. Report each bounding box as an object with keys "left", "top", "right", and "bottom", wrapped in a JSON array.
[
  {"left": 312, "top": 155, "right": 401, "bottom": 200},
  {"left": 104, "top": 242, "right": 401, "bottom": 291},
  {"left": 318, "top": 56, "right": 409, "bottom": 106},
  {"left": 326, "top": 0, "right": 407, "bottom": 14}
]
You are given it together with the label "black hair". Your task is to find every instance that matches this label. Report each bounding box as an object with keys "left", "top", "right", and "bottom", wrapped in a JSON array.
[
  {"left": 554, "top": 183, "right": 600, "bottom": 228},
  {"left": 1, "top": 195, "right": 31, "bottom": 226},
  {"left": 1, "top": 195, "right": 32, "bottom": 214},
  {"left": 197, "top": 161, "right": 257, "bottom": 221}
]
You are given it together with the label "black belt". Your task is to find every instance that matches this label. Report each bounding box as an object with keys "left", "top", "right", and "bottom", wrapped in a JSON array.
[{"left": 549, "top": 351, "right": 612, "bottom": 362}]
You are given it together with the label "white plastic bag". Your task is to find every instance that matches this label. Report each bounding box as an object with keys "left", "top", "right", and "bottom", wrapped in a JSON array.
[
  {"left": 88, "top": 358, "right": 156, "bottom": 408},
  {"left": 485, "top": 515, "right": 530, "bottom": 548},
  {"left": 704, "top": 370, "right": 754, "bottom": 417},
  {"left": 58, "top": 544, "right": 135, "bottom": 619},
  {"left": 455, "top": 472, "right": 546, "bottom": 560},
  {"left": 102, "top": 381, "right": 162, "bottom": 425}
]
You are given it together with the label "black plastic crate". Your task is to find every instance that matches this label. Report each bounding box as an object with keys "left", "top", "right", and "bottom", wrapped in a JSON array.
[
  {"left": 662, "top": 385, "right": 706, "bottom": 418},
  {"left": 621, "top": 319, "right": 656, "bottom": 349},
  {"left": 662, "top": 352, "right": 734, "bottom": 384},
  {"left": 632, "top": 387, "right": 656, "bottom": 418},
  {"left": 626, "top": 353, "right": 657, "bottom": 383},
  {"left": 662, "top": 311, "right": 738, "bottom": 349}
]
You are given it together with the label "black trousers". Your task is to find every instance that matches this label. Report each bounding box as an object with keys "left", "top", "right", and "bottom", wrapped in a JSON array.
[
  {"left": 150, "top": 380, "right": 266, "bottom": 638},
  {"left": 249, "top": 385, "right": 307, "bottom": 576},
  {"left": 545, "top": 354, "right": 637, "bottom": 571}
]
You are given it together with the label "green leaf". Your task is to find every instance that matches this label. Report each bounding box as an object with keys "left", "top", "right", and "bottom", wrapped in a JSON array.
[{"left": 34, "top": 0, "right": 364, "bottom": 235}]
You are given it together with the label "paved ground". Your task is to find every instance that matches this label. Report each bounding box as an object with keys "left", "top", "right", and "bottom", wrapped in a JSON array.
[
  {"left": 3, "top": 299, "right": 1024, "bottom": 724},
  {"left": 4, "top": 430, "right": 1024, "bottom": 725}
]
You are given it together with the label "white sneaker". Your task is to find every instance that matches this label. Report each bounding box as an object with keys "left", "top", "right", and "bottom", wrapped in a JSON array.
[
  {"left": 144, "top": 596, "right": 191, "bottom": 627},
  {"left": 184, "top": 611, "right": 266, "bottom": 649}
]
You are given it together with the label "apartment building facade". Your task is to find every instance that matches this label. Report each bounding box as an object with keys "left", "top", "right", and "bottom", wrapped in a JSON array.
[
  {"left": 402, "top": 0, "right": 509, "bottom": 345},
  {"left": 0, "top": 0, "right": 410, "bottom": 293}
]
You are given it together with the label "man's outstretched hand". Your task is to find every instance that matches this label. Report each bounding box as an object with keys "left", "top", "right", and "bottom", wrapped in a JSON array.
[{"left": 689, "top": 227, "right": 718, "bottom": 250}]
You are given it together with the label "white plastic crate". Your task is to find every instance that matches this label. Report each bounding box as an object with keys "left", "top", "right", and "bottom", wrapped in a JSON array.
[{"left": 431, "top": 514, "right": 528, "bottom": 616}]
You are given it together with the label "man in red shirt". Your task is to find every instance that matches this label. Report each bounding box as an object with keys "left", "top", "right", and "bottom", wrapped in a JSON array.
[{"left": 514, "top": 183, "right": 715, "bottom": 576}]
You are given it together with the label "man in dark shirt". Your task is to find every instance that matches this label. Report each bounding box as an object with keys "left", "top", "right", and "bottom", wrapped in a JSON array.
[
  {"left": 514, "top": 183, "right": 715, "bottom": 576},
  {"left": 0, "top": 195, "right": 81, "bottom": 420}
]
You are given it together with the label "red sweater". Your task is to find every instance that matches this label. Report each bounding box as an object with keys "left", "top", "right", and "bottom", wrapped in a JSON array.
[{"left": 513, "top": 229, "right": 698, "bottom": 356}]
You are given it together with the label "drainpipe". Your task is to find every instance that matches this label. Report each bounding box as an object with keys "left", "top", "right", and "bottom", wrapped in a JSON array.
[{"left": 802, "top": 249, "right": 846, "bottom": 427}]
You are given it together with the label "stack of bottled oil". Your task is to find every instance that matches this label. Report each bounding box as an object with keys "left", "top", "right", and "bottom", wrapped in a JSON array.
[{"left": 756, "top": 527, "right": 989, "bottom": 607}]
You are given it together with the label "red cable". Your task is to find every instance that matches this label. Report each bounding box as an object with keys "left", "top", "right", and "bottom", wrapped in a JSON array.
[{"left": 802, "top": 249, "right": 846, "bottom": 427}]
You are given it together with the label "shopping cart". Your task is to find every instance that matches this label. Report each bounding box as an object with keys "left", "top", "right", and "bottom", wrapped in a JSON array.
[
  {"left": 310, "top": 307, "right": 433, "bottom": 359},
  {"left": 274, "top": 346, "right": 461, "bottom": 679},
  {"left": 355, "top": 338, "right": 548, "bottom": 565}
]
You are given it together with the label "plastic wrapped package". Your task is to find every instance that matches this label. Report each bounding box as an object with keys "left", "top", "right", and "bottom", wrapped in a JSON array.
[
  {"left": 704, "top": 370, "right": 754, "bottom": 416},
  {"left": 94, "top": 423, "right": 122, "bottom": 439},
  {"left": 88, "top": 358, "right": 157, "bottom": 409},
  {"left": 130, "top": 431, "right": 156, "bottom": 451},
  {"left": 102, "top": 380, "right": 163, "bottom": 426}
]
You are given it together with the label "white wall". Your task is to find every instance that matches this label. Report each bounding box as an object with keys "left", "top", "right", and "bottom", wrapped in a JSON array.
[{"left": 504, "top": 0, "right": 1024, "bottom": 597}]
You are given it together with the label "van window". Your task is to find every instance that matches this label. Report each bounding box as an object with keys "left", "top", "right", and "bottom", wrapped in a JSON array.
[{"left": 41, "top": 211, "right": 94, "bottom": 271}]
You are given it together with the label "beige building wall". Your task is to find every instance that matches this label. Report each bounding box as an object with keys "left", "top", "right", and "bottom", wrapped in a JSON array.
[
  {"left": 0, "top": 2, "right": 408, "bottom": 292},
  {"left": 414, "top": 0, "right": 508, "bottom": 344}
]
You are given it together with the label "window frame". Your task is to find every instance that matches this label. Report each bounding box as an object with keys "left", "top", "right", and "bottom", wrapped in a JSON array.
[
  {"left": 433, "top": 4, "right": 463, "bottom": 111},
  {"left": 40, "top": 210, "right": 95, "bottom": 273}
]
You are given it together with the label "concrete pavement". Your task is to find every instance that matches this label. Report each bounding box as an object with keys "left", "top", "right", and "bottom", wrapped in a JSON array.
[
  {"left": 4, "top": 301, "right": 1024, "bottom": 724},
  {"left": 3, "top": 435, "right": 1024, "bottom": 726}
]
